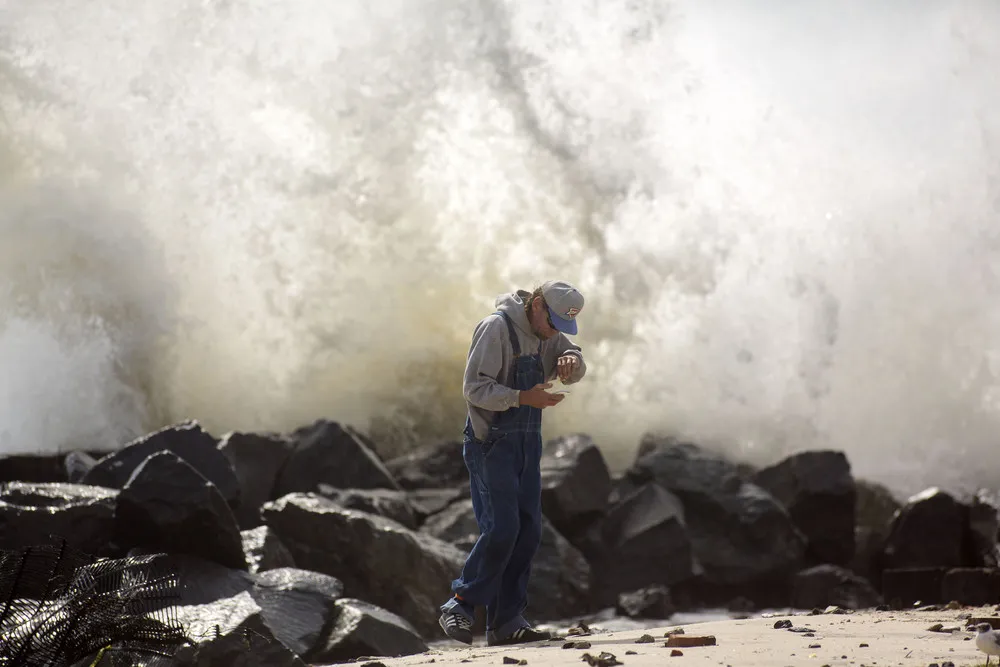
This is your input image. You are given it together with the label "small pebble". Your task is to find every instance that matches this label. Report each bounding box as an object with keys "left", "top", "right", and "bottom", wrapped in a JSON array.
[
  {"left": 625, "top": 651, "right": 637, "bottom": 655},
  {"left": 808, "top": 644, "right": 821, "bottom": 649},
  {"left": 670, "top": 649, "right": 683, "bottom": 657},
  {"left": 859, "top": 642, "right": 869, "bottom": 647},
  {"left": 635, "top": 634, "right": 655, "bottom": 644},
  {"left": 773, "top": 619, "right": 793, "bottom": 629},
  {"left": 501, "top": 658, "right": 526, "bottom": 665}
]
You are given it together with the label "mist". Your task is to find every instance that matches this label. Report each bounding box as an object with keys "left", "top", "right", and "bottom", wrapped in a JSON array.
[{"left": 1, "top": 0, "right": 999, "bottom": 498}]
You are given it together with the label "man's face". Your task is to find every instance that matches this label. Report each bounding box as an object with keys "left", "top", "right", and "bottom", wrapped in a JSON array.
[{"left": 529, "top": 296, "right": 559, "bottom": 340}]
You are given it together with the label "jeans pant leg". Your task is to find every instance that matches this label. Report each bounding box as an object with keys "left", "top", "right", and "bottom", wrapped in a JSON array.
[
  {"left": 446, "top": 433, "right": 521, "bottom": 610},
  {"left": 487, "top": 433, "right": 543, "bottom": 636}
]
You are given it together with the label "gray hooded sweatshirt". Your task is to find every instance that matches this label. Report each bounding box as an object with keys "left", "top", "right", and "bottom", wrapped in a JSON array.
[{"left": 463, "top": 289, "right": 587, "bottom": 440}]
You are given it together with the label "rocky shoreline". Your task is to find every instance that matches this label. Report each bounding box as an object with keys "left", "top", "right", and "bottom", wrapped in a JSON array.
[{"left": 0, "top": 418, "right": 998, "bottom": 665}]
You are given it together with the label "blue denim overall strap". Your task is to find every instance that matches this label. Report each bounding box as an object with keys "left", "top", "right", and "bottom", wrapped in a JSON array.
[{"left": 486, "top": 310, "right": 544, "bottom": 436}]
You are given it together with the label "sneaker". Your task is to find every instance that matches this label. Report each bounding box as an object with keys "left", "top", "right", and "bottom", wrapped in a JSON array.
[
  {"left": 439, "top": 610, "right": 474, "bottom": 645},
  {"left": 487, "top": 626, "right": 551, "bottom": 646}
]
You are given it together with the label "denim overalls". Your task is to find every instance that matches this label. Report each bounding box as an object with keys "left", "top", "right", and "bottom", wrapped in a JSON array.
[{"left": 440, "top": 310, "right": 545, "bottom": 639}]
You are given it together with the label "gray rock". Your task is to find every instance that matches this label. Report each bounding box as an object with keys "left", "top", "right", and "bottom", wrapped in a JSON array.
[
  {"left": 262, "top": 493, "right": 464, "bottom": 637},
  {"left": 384, "top": 440, "right": 468, "bottom": 490},
  {"left": 616, "top": 585, "right": 676, "bottom": 619},
  {"left": 753, "top": 450, "right": 856, "bottom": 566},
  {"left": 115, "top": 451, "right": 247, "bottom": 570},
  {"left": 628, "top": 435, "right": 806, "bottom": 586},
  {"left": 309, "top": 598, "right": 427, "bottom": 663},
  {"left": 317, "top": 486, "right": 418, "bottom": 530},
  {"left": 791, "top": 564, "right": 882, "bottom": 610},
  {"left": 0, "top": 482, "right": 118, "bottom": 556},
  {"left": 273, "top": 420, "right": 400, "bottom": 497},
  {"left": 171, "top": 591, "right": 306, "bottom": 667},
  {"left": 882, "top": 488, "right": 967, "bottom": 569},
  {"left": 253, "top": 567, "right": 344, "bottom": 657},
  {"left": 218, "top": 431, "right": 295, "bottom": 529},
  {"left": 587, "top": 483, "right": 697, "bottom": 607},
  {"left": 81, "top": 420, "right": 240, "bottom": 510},
  {"left": 540, "top": 434, "right": 612, "bottom": 543},
  {"left": 242, "top": 526, "right": 296, "bottom": 574}
]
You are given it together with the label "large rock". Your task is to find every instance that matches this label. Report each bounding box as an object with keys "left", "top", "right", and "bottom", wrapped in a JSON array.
[
  {"left": 384, "top": 440, "right": 469, "bottom": 490},
  {"left": 407, "top": 488, "right": 467, "bottom": 522},
  {"left": 585, "top": 482, "right": 697, "bottom": 608},
  {"left": 540, "top": 434, "right": 612, "bottom": 543},
  {"left": 941, "top": 567, "right": 1000, "bottom": 606},
  {"left": 628, "top": 435, "right": 806, "bottom": 587},
  {"left": 242, "top": 526, "right": 296, "bottom": 574},
  {"left": 81, "top": 421, "right": 241, "bottom": 510},
  {"left": 115, "top": 451, "right": 247, "bottom": 569},
  {"left": 881, "top": 567, "right": 947, "bottom": 607},
  {"left": 0, "top": 482, "right": 118, "bottom": 556},
  {"left": 317, "top": 486, "right": 419, "bottom": 530},
  {"left": 753, "top": 450, "right": 856, "bottom": 566},
  {"left": 882, "top": 488, "right": 967, "bottom": 570},
  {"left": 171, "top": 591, "right": 307, "bottom": 667},
  {"left": 273, "top": 420, "right": 400, "bottom": 497},
  {"left": 219, "top": 431, "right": 296, "bottom": 529},
  {"left": 967, "top": 490, "right": 1000, "bottom": 568},
  {"left": 0, "top": 453, "right": 68, "bottom": 484},
  {"left": 261, "top": 493, "right": 464, "bottom": 637},
  {"left": 616, "top": 585, "right": 676, "bottom": 620},
  {"left": 253, "top": 567, "right": 344, "bottom": 658},
  {"left": 309, "top": 598, "right": 428, "bottom": 663},
  {"left": 852, "top": 480, "right": 902, "bottom": 583},
  {"left": 421, "top": 498, "right": 591, "bottom": 621},
  {"left": 791, "top": 564, "right": 882, "bottom": 610}
]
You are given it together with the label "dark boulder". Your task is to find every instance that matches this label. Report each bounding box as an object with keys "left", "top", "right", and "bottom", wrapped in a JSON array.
[
  {"left": 881, "top": 567, "right": 946, "bottom": 607},
  {"left": 407, "top": 487, "right": 467, "bottom": 522},
  {"left": 586, "top": 483, "right": 697, "bottom": 608},
  {"left": 941, "top": 567, "right": 1000, "bottom": 606},
  {"left": 851, "top": 480, "right": 901, "bottom": 583},
  {"left": 317, "top": 486, "right": 418, "bottom": 529},
  {"left": 64, "top": 451, "right": 96, "bottom": 483},
  {"left": 882, "top": 488, "right": 967, "bottom": 569},
  {"left": 308, "top": 598, "right": 428, "bottom": 663},
  {"left": 115, "top": 451, "right": 247, "bottom": 569},
  {"left": 791, "top": 564, "right": 882, "bottom": 610},
  {"left": 253, "top": 567, "right": 344, "bottom": 658},
  {"left": 81, "top": 421, "right": 240, "bottom": 509},
  {"left": 967, "top": 490, "right": 1000, "bottom": 568},
  {"left": 0, "top": 482, "right": 118, "bottom": 556},
  {"left": 753, "top": 450, "right": 856, "bottom": 566},
  {"left": 540, "top": 434, "right": 612, "bottom": 543},
  {"left": 171, "top": 590, "right": 306, "bottom": 667},
  {"left": 242, "top": 526, "right": 296, "bottom": 574},
  {"left": 616, "top": 585, "right": 676, "bottom": 619},
  {"left": 0, "top": 453, "right": 67, "bottom": 484},
  {"left": 273, "top": 420, "right": 399, "bottom": 497},
  {"left": 261, "top": 493, "right": 464, "bottom": 637},
  {"left": 420, "top": 499, "right": 479, "bottom": 550},
  {"left": 384, "top": 440, "right": 468, "bottom": 490},
  {"left": 628, "top": 435, "right": 806, "bottom": 587},
  {"left": 218, "top": 431, "right": 295, "bottom": 529},
  {"left": 420, "top": 498, "right": 591, "bottom": 620}
]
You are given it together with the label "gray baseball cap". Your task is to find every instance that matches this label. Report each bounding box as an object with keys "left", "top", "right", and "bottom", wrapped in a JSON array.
[{"left": 541, "top": 280, "right": 584, "bottom": 335}]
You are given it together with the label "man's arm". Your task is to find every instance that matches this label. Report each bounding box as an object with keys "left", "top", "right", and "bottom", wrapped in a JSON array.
[
  {"left": 463, "top": 315, "right": 521, "bottom": 411},
  {"left": 545, "top": 335, "right": 587, "bottom": 384}
]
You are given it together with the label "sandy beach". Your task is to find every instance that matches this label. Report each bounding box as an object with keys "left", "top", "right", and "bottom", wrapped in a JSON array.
[{"left": 358, "top": 607, "right": 1000, "bottom": 667}]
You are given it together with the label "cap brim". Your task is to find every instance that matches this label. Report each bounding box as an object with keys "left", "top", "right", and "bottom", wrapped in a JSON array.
[{"left": 547, "top": 305, "right": 578, "bottom": 335}]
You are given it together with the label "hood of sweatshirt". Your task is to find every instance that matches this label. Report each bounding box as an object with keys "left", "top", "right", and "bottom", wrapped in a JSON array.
[{"left": 494, "top": 289, "right": 541, "bottom": 345}]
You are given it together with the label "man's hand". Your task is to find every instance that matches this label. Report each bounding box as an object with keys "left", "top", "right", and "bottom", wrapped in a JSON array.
[
  {"left": 556, "top": 354, "right": 580, "bottom": 382},
  {"left": 519, "top": 382, "right": 565, "bottom": 409}
]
